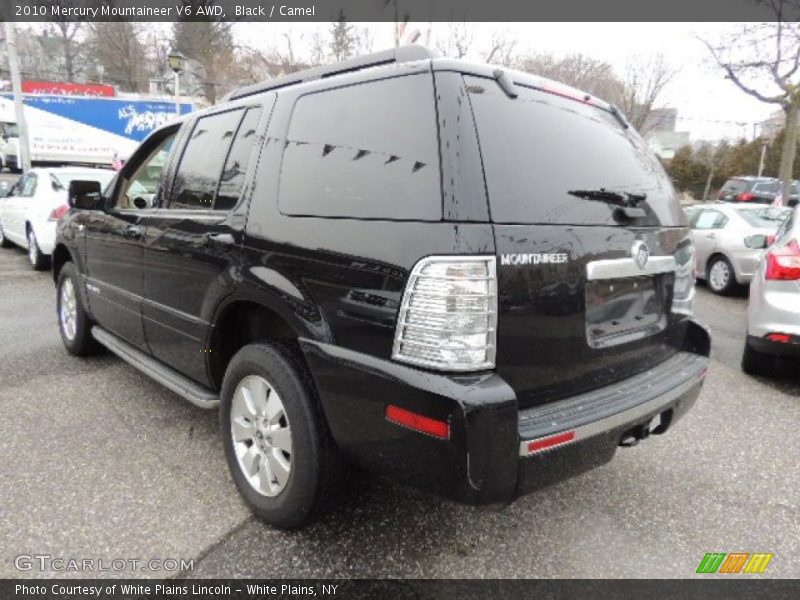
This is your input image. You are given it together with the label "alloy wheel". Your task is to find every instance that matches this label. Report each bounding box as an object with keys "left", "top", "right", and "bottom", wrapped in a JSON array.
[
  {"left": 230, "top": 375, "right": 293, "bottom": 497},
  {"left": 709, "top": 259, "right": 730, "bottom": 292},
  {"left": 27, "top": 230, "right": 37, "bottom": 265},
  {"left": 59, "top": 278, "right": 77, "bottom": 341}
]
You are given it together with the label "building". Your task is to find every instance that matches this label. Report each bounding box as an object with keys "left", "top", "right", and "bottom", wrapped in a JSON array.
[
  {"left": 642, "top": 108, "right": 678, "bottom": 133},
  {"left": 758, "top": 110, "right": 785, "bottom": 141},
  {"left": 645, "top": 131, "right": 691, "bottom": 160}
]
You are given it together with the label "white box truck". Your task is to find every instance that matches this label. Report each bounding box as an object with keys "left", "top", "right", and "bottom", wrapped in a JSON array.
[{"left": 0, "top": 94, "right": 192, "bottom": 171}]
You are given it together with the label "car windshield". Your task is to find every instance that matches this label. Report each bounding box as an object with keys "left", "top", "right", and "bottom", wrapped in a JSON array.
[{"left": 734, "top": 206, "right": 792, "bottom": 229}]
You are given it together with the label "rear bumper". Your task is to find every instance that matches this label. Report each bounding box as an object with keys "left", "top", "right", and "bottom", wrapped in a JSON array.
[
  {"left": 33, "top": 221, "right": 56, "bottom": 255},
  {"left": 300, "top": 319, "right": 711, "bottom": 506},
  {"left": 747, "top": 335, "right": 800, "bottom": 358},
  {"left": 730, "top": 249, "right": 766, "bottom": 283}
]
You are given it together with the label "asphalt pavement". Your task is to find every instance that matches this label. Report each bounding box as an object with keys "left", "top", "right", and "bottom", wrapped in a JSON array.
[{"left": 0, "top": 244, "right": 798, "bottom": 579}]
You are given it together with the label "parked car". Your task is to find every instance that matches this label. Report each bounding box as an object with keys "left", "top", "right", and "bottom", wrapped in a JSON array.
[
  {"left": 717, "top": 176, "right": 799, "bottom": 207},
  {"left": 0, "top": 167, "right": 115, "bottom": 269},
  {"left": 52, "top": 46, "right": 710, "bottom": 529},
  {"left": 686, "top": 203, "right": 792, "bottom": 295},
  {"left": 742, "top": 206, "right": 800, "bottom": 375}
]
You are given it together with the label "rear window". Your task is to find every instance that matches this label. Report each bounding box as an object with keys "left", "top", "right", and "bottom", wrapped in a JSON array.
[
  {"left": 752, "top": 182, "right": 779, "bottom": 194},
  {"left": 721, "top": 179, "right": 748, "bottom": 194},
  {"left": 734, "top": 206, "right": 791, "bottom": 229},
  {"left": 279, "top": 74, "right": 441, "bottom": 220},
  {"left": 465, "top": 75, "right": 682, "bottom": 226}
]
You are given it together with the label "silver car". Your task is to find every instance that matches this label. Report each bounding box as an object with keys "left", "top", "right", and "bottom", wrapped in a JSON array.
[
  {"left": 685, "top": 203, "right": 792, "bottom": 295},
  {"left": 743, "top": 206, "right": 800, "bottom": 375}
]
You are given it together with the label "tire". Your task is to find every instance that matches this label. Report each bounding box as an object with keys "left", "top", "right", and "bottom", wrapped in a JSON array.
[
  {"left": 742, "top": 342, "right": 775, "bottom": 377},
  {"left": 27, "top": 227, "right": 49, "bottom": 271},
  {"left": 220, "top": 342, "right": 342, "bottom": 529},
  {"left": 57, "top": 262, "right": 101, "bottom": 356},
  {"left": 706, "top": 256, "right": 736, "bottom": 295},
  {"left": 0, "top": 220, "right": 12, "bottom": 248}
]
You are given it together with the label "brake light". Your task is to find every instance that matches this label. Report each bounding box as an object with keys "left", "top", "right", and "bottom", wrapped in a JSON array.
[
  {"left": 766, "top": 333, "right": 792, "bottom": 343},
  {"left": 393, "top": 256, "right": 497, "bottom": 371},
  {"left": 737, "top": 192, "right": 754, "bottom": 202},
  {"left": 49, "top": 204, "right": 69, "bottom": 221},
  {"left": 385, "top": 405, "right": 449, "bottom": 439},
  {"left": 765, "top": 240, "right": 800, "bottom": 280}
]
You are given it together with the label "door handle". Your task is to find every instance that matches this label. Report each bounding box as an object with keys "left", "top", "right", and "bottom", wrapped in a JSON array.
[
  {"left": 704, "top": 233, "right": 716, "bottom": 239},
  {"left": 122, "top": 224, "right": 145, "bottom": 240},
  {"left": 202, "top": 232, "right": 235, "bottom": 247}
]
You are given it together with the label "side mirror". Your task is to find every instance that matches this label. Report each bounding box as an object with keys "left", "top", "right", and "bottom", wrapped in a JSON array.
[
  {"left": 68, "top": 180, "right": 103, "bottom": 210},
  {"left": 744, "top": 234, "right": 768, "bottom": 250}
]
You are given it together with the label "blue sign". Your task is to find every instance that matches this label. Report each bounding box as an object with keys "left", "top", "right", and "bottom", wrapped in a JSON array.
[{"left": 1, "top": 94, "right": 193, "bottom": 141}]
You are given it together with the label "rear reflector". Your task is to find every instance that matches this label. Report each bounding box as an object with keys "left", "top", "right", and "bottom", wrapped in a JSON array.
[
  {"left": 766, "top": 333, "right": 792, "bottom": 344},
  {"left": 526, "top": 430, "right": 576, "bottom": 455},
  {"left": 385, "top": 405, "right": 449, "bottom": 439}
]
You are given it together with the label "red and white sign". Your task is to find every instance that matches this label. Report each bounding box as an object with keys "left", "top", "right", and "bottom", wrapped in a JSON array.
[{"left": 21, "top": 81, "right": 115, "bottom": 97}]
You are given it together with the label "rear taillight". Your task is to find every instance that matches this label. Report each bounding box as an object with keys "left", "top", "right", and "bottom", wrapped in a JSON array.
[
  {"left": 765, "top": 240, "right": 800, "bottom": 280},
  {"left": 672, "top": 239, "right": 696, "bottom": 316},
  {"left": 49, "top": 204, "right": 69, "bottom": 221},
  {"left": 393, "top": 256, "right": 497, "bottom": 371},
  {"left": 737, "top": 192, "right": 754, "bottom": 202},
  {"left": 766, "top": 333, "right": 792, "bottom": 343}
]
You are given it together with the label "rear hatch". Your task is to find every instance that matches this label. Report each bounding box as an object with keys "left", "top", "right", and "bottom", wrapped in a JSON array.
[{"left": 464, "top": 74, "right": 693, "bottom": 408}]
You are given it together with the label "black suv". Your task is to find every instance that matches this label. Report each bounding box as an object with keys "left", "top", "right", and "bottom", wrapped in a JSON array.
[
  {"left": 718, "top": 176, "right": 799, "bottom": 206},
  {"left": 53, "top": 46, "right": 710, "bottom": 528}
]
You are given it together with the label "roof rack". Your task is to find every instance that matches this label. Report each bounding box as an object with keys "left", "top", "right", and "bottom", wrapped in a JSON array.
[{"left": 225, "top": 45, "right": 439, "bottom": 102}]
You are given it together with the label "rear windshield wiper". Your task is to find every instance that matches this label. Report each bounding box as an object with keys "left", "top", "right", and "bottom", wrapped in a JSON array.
[
  {"left": 567, "top": 188, "right": 648, "bottom": 220},
  {"left": 567, "top": 188, "right": 647, "bottom": 207}
]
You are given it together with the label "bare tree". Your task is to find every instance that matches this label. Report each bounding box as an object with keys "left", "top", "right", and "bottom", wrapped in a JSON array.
[
  {"left": 702, "top": 4, "right": 800, "bottom": 203},
  {"left": 172, "top": 3, "right": 235, "bottom": 103},
  {"left": 328, "top": 14, "right": 373, "bottom": 63},
  {"left": 695, "top": 140, "right": 731, "bottom": 200},
  {"left": 483, "top": 33, "right": 517, "bottom": 67},
  {"left": 617, "top": 54, "right": 677, "bottom": 133},
  {"left": 435, "top": 23, "right": 473, "bottom": 59},
  {"left": 514, "top": 52, "right": 625, "bottom": 101},
  {"left": 37, "top": 1, "right": 84, "bottom": 80},
  {"left": 84, "top": 23, "right": 146, "bottom": 92}
]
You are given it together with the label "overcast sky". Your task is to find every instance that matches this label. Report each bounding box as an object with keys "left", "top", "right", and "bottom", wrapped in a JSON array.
[{"left": 238, "top": 21, "right": 778, "bottom": 143}]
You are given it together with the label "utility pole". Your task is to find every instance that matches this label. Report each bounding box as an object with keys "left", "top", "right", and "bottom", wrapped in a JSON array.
[
  {"left": 757, "top": 143, "right": 768, "bottom": 178},
  {"left": 3, "top": 22, "right": 32, "bottom": 173}
]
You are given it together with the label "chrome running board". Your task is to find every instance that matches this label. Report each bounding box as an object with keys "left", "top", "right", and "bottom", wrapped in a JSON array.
[{"left": 92, "top": 326, "right": 220, "bottom": 409}]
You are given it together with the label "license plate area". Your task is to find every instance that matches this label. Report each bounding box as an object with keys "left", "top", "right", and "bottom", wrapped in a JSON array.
[{"left": 585, "top": 275, "right": 670, "bottom": 349}]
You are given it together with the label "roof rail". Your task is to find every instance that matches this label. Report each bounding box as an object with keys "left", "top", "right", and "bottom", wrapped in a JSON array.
[{"left": 225, "top": 45, "right": 439, "bottom": 102}]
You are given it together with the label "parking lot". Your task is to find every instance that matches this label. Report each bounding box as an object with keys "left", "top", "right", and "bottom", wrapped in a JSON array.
[{"left": 0, "top": 242, "right": 798, "bottom": 579}]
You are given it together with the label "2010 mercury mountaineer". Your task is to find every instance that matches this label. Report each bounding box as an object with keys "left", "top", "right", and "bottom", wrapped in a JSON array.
[{"left": 52, "top": 46, "right": 711, "bottom": 528}]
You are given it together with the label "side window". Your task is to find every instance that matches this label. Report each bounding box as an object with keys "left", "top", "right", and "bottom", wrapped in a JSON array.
[
  {"left": 693, "top": 209, "right": 727, "bottom": 230},
  {"left": 21, "top": 173, "right": 37, "bottom": 197},
  {"left": 169, "top": 109, "right": 244, "bottom": 210},
  {"left": 215, "top": 107, "right": 262, "bottom": 211},
  {"left": 119, "top": 132, "right": 177, "bottom": 209},
  {"left": 279, "top": 74, "right": 441, "bottom": 220},
  {"left": 776, "top": 212, "right": 794, "bottom": 243}
]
